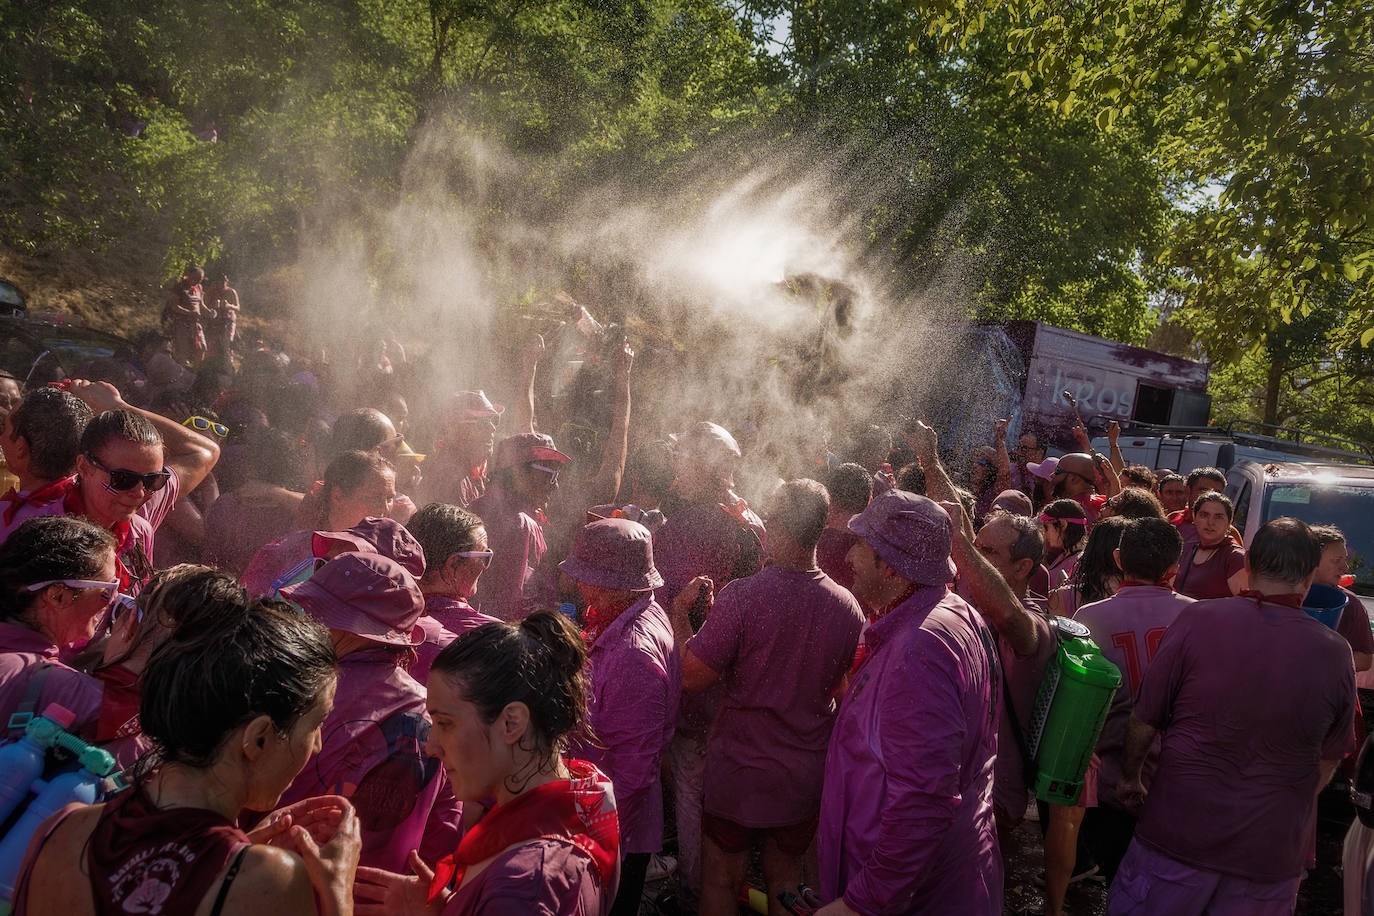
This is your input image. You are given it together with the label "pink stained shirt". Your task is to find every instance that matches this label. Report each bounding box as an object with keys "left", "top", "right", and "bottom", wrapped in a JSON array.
[
  {"left": 0, "top": 621, "right": 105, "bottom": 741},
  {"left": 1132, "top": 595, "right": 1357, "bottom": 882},
  {"left": 276, "top": 648, "right": 461, "bottom": 870},
  {"left": 819, "top": 586, "right": 1002, "bottom": 915},
  {"left": 470, "top": 483, "right": 548, "bottom": 622},
  {"left": 569, "top": 596, "right": 680, "bottom": 856},
  {"left": 990, "top": 604, "right": 1056, "bottom": 817},
  {"left": 1071, "top": 585, "right": 1195, "bottom": 809},
  {"left": 652, "top": 498, "right": 766, "bottom": 736},
  {"left": 815, "top": 527, "right": 860, "bottom": 591},
  {"left": 1173, "top": 540, "right": 1246, "bottom": 601},
  {"left": 239, "top": 529, "right": 318, "bottom": 598},
  {"left": 413, "top": 595, "right": 499, "bottom": 685},
  {"left": 688, "top": 566, "right": 864, "bottom": 827},
  {"left": 413, "top": 617, "right": 460, "bottom": 689},
  {"left": 441, "top": 837, "right": 610, "bottom": 916}
]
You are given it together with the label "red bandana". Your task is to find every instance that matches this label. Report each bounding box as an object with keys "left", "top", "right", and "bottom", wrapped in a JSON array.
[
  {"left": 93, "top": 663, "right": 142, "bottom": 742},
  {"left": 428, "top": 759, "right": 619, "bottom": 904},
  {"left": 1238, "top": 589, "right": 1306, "bottom": 610},
  {"left": 62, "top": 481, "right": 135, "bottom": 589},
  {"left": 0, "top": 475, "right": 77, "bottom": 526}
]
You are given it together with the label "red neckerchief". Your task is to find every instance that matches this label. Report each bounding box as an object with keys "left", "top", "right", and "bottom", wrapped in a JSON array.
[
  {"left": 1238, "top": 589, "right": 1306, "bottom": 610},
  {"left": 93, "top": 663, "right": 142, "bottom": 741},
  {"left": 0, "top": 475, "right": 77, "bottom": 526},
  {"left": 63, "top": 482, "right": 135, "bottom": 589},
  {"left": 428, "top": 759, "right": 619, "bottom": 904},
  {"left": 849, "top": 583, "right": 921, "bottom": 676},
  {"left": 1120, "top": 578, "right": 1174, "bottom": 590},
  {"left": 582, "top": 605, "right": 612, "bottom": 644}
]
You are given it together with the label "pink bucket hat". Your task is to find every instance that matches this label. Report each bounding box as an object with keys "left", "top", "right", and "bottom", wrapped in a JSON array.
[
  {"left": 1028, "top": 456, "right": 1059, "bottom": 481},
  {"left": 312, "top": 517, "right": 426, "bottom": 579},
  {"left": 280, "top": 552, "right": 425, "bottom": 647},
  {"left": 848, "top": 489, "right": 957, "bottom": 586},
  {"left": 559, "top": 518, "right": 664, "bottom": 592}
]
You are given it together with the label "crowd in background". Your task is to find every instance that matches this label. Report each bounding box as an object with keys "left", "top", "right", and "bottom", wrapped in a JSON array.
[{"left": 0, "top": 269, "right": 1369, "bottom": 916}]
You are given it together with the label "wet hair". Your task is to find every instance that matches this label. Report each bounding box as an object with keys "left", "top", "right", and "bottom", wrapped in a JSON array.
[
  {"left": 80, "top": 408, "right": 162, "bottom": 458},
  {"left": 0, "top": 516, "right": 117, "bottom": 623},
  {"left": 768, "top": 478, "right": 830, "bottom": 550},
  {"left": 627, "top": 441, "right": 676, "bottom": 500},
  {"left": 318, "top": 450, "right": 393, "bottom": 527},
  {"left": 408, "top": 503, "right": 485, "bottom": 568},
  {"left": 1310, "top": 525, "right": 1346, "bottom": 549},
  {"left": 9, "top": 387, "right": 93, "bottom": 480},
  {"left": 824, "top": 462, "right": 873, "bottom": 515},
  {"left": 1073, "top": 516, "right": 1129, "bottom": 605},
  {"left": 852, "top": 424, "right": 892, "bottom": 461},
  {"left": 1185, "top": 466, "right": 1226, "bottom": 491},
  {"left": 433, "top": 610, "right": 587, "bottom": 776},
  {"left": 1158, "top": 473, "right": 1185, "bottom": 491},
  {"left": 1119, "top": 465, "right": 1156, "bottom": 491},
  {"left": 1042, "top": 498, "right": 1088, "bottom": 553},
  {"left": 895, "top": 462, "right": 926, "bottom": 495},
  {"left": 1191, "top": 491, "right": 1234, "bottom": 521},
  {"left": 1248, "top": 517, "right": 1320, "bottom": 586},
  {"left": 984, "top": 509, "right": 1045, "bottom": 569},
  {"left": 107, "top": 566, "right": 256, "bottom": 669},
  {"left": 329, "top": 408, "right": 394, "bottom": 460},
  {"left": 140, "top": 596, "right": 336, "bottom": 771},
  {"left": 1118, "top": 518, "right": 1184, "bottom": 582},
  {"left": 1105, "top": 487, "right": 1166, "bottom": 520}
]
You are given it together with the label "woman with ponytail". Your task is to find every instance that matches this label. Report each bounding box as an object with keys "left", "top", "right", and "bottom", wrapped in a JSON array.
[
  {"left": 16, "top": 595, "right": 362, "bottom": 916},
  {"left": 354, "top": 610, "right": 618, "bottom": 916}
]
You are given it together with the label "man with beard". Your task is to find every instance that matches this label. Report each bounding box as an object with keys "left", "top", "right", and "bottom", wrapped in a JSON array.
[{"left": 1050, "top": 452, "right": 1108, "bottom": 526}]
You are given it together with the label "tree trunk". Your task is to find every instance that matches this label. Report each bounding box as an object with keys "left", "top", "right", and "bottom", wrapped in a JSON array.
[{"left": 1263, "top": 353, "right": 1283, "bottom": 425}]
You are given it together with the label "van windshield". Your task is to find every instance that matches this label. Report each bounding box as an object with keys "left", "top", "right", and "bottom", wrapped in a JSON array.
[{"left": 1263, "top": 484, "right": 1374, "bottom": 595}]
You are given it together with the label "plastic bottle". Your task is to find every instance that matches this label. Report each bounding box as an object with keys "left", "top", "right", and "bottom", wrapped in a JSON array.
[
  {"left": 1026, "top": 617, "right": 1122, "bottom": 805},
  {"left": 0, "top": 730, "right": 46, "bottom": 828}
]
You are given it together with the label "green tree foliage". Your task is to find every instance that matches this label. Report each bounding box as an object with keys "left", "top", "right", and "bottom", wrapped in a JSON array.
[{"left": 923, "top": 0, "right": 1374, "bottom": 432}]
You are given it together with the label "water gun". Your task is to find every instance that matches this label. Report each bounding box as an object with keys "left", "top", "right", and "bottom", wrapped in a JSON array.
[{"left": 0, "top": 704, "right": 122, "bottom": 912}]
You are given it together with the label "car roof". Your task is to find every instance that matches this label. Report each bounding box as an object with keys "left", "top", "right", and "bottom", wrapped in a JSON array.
[{"left": 1231, "top": 459, "right": 1374, "bottom": 483}]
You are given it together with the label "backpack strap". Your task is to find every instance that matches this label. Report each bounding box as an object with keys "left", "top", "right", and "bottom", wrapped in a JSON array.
[{"left": 8, "top": 662, "right": 55, "bottom": 736}]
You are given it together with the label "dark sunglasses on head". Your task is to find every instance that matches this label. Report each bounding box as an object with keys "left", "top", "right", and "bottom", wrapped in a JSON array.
[
  {"left": 87, "top": 454, "right": 172, "bottom": 492},
  {"left": 183, "top": 415, "right": 229, "bottom": 438}
]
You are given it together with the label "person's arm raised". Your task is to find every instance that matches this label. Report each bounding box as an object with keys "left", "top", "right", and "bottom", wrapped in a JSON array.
[
  {"left": 589, "top": 337, "right": 633, "bottom": 505},
  {"left": 65, "top": 379, "right": 220, "bottom": 493},
  {"left": 512, "top": 333, "right": 544, "bottom": 436},
  {"left": 941, "top": 498, "right": 1038, "bottom": 658},
  {"left": 993, "top": 419, "right": 1013, "bottom": 494},
  {"left": 905, "top": 420, "right": 956, "bottom": 505}
]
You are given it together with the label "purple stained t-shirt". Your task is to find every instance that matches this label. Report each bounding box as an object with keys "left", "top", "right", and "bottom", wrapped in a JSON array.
[
  {"left": 471, "top": 483, "right": 548, "bottom": 622},
  {"left": 441, "top": 837, "right": 611, "bottom": 916},
  {"left": 0, "top": 621, "right": 105, "bottom": 741},
  {"left": 688, "top": 566, "right": 864, "bottom": 828},
  {"left": 1173, "top": 540, "right": 1246, "bottom": 600},
  {"left": 1072, "top": 585, "right": 1194, "bottom": 808},
  {"left": 569, "top": 596, "right": 680, "bottom": 855},
  {"left": 819, "top": 586, "right": 1002, "bottom": 915},
  {"left": 413, "top": 594, "right": 499, "bottom": 687},
  {"left": 1133, "top": 595, "right": 1357, "bottom": 882}
]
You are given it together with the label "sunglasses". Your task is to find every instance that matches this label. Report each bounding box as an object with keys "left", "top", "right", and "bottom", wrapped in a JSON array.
[
  {"left": 183, "top": 415, "right": 229, "bottom": 438},
  {"left": 527, "top": 462, "right": 561, "bottom": 485},
  {"left": 24, "top": 578, "right": 121, "bottom": 607},
  {"left": 453, "top": 549, "right": 494, "bottom": 569},
  {"left": 377, "top": 434, "right": 405, "bottom": 451},
  {"left": 86, "top": 454, "right": 173, "bottom": 492}
]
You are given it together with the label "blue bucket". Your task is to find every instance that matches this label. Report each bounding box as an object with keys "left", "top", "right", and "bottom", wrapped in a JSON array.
[{"left": 1302, "top": 583, "right": 1348, "bottom": 630}]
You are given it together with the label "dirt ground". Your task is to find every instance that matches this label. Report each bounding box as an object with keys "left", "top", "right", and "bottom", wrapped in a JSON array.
[{"left": 634, "top": 785, "right": 1354, "bottom": 916}]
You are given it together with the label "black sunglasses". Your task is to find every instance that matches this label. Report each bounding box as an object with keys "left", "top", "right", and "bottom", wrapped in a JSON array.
[{"left": 87, "top": 454, "right": 172, "bottom": 492}]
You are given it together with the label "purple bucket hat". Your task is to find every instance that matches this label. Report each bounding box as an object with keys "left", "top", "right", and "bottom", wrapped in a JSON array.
[
  {"left": 848, "top": 489, "right": 957, "bottom": 587},
  {"left": 280, "top": 552, "right": 426, "bottom": 647},
  {"left": 559, "top": 518, "right": 664, "bottom": 592},
  {"left": 312, "top": 516, "right": 427, "bottom": 579}
]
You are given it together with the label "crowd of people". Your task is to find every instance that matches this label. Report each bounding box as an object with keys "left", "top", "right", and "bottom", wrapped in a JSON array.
[{"left": 0, "top": 277, "right": 1368, "bottom": 916}]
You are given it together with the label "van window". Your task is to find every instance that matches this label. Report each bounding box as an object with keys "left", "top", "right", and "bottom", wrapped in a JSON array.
[
  {"left": 1261, "top": 484, "right": 1374, "bottom": 595},
  {"left": 1232, "top": 479, "right": 1252, "bottom": 535}
]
